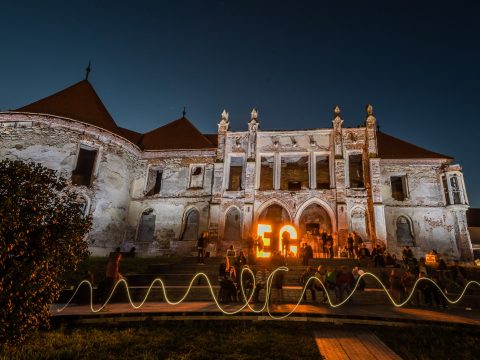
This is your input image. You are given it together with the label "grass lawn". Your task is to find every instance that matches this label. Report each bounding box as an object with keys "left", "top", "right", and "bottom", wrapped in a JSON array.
[
  {"left": 0, "top": 322, "right": 320, "bottom": 360},
  {"left": 373, "top": 325, "right": 480, "bottom": 360},
  {"left": 2, "top": 321, "right": 479, "bottom": 360}
]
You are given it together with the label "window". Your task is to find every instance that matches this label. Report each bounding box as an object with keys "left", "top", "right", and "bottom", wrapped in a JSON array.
[
  {"left": 259, "top": 156, "right": 274, "bottom": 190},
  {"left": 442, "top": 175, "right": 451, "bottom": 205},
  {"left": 349, "top": 154, "right": 364, "bottom": 188},
  {"left": 442, "top": 173, "right": 466, "bottom": 206},
  {"left": 450, "top": 175, "right": 462, "bottom": 204},
  {"left": 396, "top": 216, "right": 414, "bottom": 246},
  {"left": 280, "top": 155, "right": 309, "bottom": 190},
  {"left": 146, "top": 169, "right": 162, "bottom": 196},
  {"left": 391, "top": 176, "right": 407, "bottom": 201},
  {"left": 228, "top": 157, "right": 243, "bottom": 191},
  {"left": 189, "top": 166, "right": 204, "bottom": 188},
  {"left": 316, "top": 155, "right": 330, "bottom": 189},
  {"left": 72, "top": 147, "right": 97, "bottom": 187}
]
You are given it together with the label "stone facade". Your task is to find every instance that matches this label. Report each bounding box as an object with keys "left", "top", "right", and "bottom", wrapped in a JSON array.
[{"left": 0, "top": 85, "right": 473, "bottom": 259}]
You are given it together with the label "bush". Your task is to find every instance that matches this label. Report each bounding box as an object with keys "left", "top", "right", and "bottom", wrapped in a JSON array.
[{"left": 0, "top": 160, "right": 91, "bottom": 345}]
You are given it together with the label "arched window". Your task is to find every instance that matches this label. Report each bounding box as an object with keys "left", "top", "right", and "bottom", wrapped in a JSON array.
[
  {"left": 224, "top": 207, "right": 241, "bottom": 242},
  {"left": 350, "top": 207, "right": 368, "bottom": 240},
  {"left": 181, "top": 209, "right": 200, "bottom": 241},
  {"left": 137, "top": 209, "right": 156, "bottom": 242},
  {"left": 396, "top": 216, "right": 415, "bottom": 246}
]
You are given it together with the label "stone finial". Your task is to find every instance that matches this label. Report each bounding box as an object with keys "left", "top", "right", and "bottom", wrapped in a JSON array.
[
  {"left": 221, "top": 109, "right": 229, "bottom": 122},
  {"left": 218, "top": 109, "right": 229, "bottom": 133},
  {"left": 366, "top": 104, "right": 373, "bottom": 116},
  {"left": 248, "top": 108, "right": 259, "bottom": 132},
  {"left": 251, "top": 108, "right": 258, "bottom": 120},
  {"left": 366, "top": 104, "right": 376, "bottom": 126},
  {"left": 332, "top": 104, "right": 343, "bottom": 127}
]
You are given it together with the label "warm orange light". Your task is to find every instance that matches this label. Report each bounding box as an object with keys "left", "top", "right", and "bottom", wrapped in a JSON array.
[
  {"left": 279, "top": 225, "right": 298, "bottom": 255},
  {"left": 256, "top": 224, "right": 272, "bottom": 258}
]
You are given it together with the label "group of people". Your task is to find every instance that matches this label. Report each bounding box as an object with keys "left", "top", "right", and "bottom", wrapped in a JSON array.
[
  {"left": 301, "top": 265, "right": 366, "bottom": 304},
  {"left": 218, "top": 250, "right": 287, "bottom": 304}
]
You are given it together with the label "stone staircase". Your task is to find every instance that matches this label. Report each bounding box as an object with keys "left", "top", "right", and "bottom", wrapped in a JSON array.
[{"left": 59, "top": 256, "right": 480, "bottom": 309}]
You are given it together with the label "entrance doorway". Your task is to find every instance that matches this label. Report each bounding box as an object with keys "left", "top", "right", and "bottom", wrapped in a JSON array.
[
  {"left": 257, "top": 204, "right": 291, "bottom": 253},
  {"left": 298, "top": 203, "right": 332, "bottom": 257}
]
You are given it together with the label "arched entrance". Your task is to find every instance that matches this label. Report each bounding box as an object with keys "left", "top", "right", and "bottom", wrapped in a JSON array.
[
  {"left": 298, "top": 203, "right": 332, "bottom": 238},
  {"left": 257, "top": 204, "right": 291, "bottom": 252},
  {"left": 224, "top": 207, "right": 242, "bottom": 242}
]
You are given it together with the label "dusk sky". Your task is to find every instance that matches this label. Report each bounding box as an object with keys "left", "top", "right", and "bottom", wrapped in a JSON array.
[{"left": 1, "top": 1, "right": 479, "bottom": 205}]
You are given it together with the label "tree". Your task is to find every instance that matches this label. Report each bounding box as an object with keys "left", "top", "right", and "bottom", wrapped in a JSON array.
[{"left": 0, "top": 160, "right": 91, "bottom": 345}]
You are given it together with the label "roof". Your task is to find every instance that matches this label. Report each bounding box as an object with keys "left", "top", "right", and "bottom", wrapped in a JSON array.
[
  {"left": 377, "top": 131, "right": 453, "bottom": 160},
  {"left": 204, "top": 134, "right": 218, "bottom": 147},
  {"left": 12, "top": 80, "right": 216, "bottom": 151},
  {"left": 118, "top": 126, "right": 143, "bottom": 144},
  {"left": 139, "top": 117, "right": 215, "bottom": 150},
  {"left": 16, "top": 80, "right": 124, "bottom": 136}
]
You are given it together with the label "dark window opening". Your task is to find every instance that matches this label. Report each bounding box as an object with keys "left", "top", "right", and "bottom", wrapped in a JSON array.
[
  {"left": 442, "top": 175, "right": 451, "bottom": 205},
  {"left": 349, "top": 154, "right": 364, "bottom": 188},
  {"left": 189, "top": 166, "right": 204, "bottom": 188},
  {"left": 316, "top": 155, "right": 330, "bottom": 189},
  {"left": 259, "top": 156, "right": 274, "bottom": 190},
  {"left": 72, "top": 147, "right": 97, "bottom": 187},
  {"left": 228, "top": 157, "right": 243, "bottom": 191},
  {"left": 450, "top": 176, "right": 462, "bottom": 204},
  {"left": 288, "top": 181, "right": 301, "bottom": 191},
  {"left": 391, "top": 176, "right": 406, "bottom": 201},
  {"left": 396, "top": 216, "right": 414, "bottom": 246},
  {"left": 193, "top": 167, "right": 202, "bottom": 176},
  {"left": 280, "top": 155, "right": 309, "bottom": 190},
  {"left": 146, "top": 169, "right": 162, "bottom": 196}
]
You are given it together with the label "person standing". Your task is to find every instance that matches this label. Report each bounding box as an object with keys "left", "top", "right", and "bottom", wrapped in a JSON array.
[
  {"left": 197, "top": 231, "right": 208, "bottom": 264},
  {"left": 301, "top": 266, "right": 317, "bottom": 303},
  {"left": 103, "top": 247, "right": 122, "bottom": 304},
  {"left": 347, "top": 233, "right": 355, "bottom": 259}
]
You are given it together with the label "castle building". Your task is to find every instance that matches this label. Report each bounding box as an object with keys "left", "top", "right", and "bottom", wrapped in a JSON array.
[{"left": 0, "top": 80, "right": 473, "bottom": 259}]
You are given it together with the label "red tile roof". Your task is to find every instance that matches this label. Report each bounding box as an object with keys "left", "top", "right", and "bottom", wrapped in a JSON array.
[
  {"left": 377, "top": 131, "right": 453, "bottom": 160},
  {"left": 118, "top": 126, "right": 143, "bottom": 144},
  {"left": 139, "top": 117, "right": 215, "bottom": 150},
  {"left": 13, "top": 80, "right": 216, "bottom": 151},
  {"left": 16, "top": 80, "right": 124, "bottom": 136}
]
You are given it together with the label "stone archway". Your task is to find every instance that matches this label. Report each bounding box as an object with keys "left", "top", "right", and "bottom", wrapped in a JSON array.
[
  {"left": 257, "top": 204, "right": 291, "bottom": 252},
  {"left": 298, "top": 203, "right": 332, "bottom": 239},
  {"left": 181, "top": 208, "right": 199, "bottom": 241},
  {"left": 224, "top": 207, "right": 242, "bottom": 243},
  {"left": 137, "top": 209, "right": 156, "bottom": 242}
]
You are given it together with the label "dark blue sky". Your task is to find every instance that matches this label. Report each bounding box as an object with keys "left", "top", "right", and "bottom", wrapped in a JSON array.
[{"left": 1, "top": 1, "right": 479, "bottom": 205}]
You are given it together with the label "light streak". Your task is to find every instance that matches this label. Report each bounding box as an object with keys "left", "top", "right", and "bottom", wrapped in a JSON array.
[{"left": 56, "top": 268, "right": 480, "bottom": 320}]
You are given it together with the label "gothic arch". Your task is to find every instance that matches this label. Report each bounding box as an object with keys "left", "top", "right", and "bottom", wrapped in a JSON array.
[
  {"left": 136, "top": 208, "right": 156, "bottom": 242},
  {"left": 181, "top": 207, "right": 200, "bottom": 241},
  {"left": 396, "top": 215, "right": 415, "bottom": 246},
  {"left": 294, "top": 197, "right": 337, "bottom": 231},
  {"left": 254, "top": 198, "right": 293, "bottom": 224},
  {"left": 223, "top": 206, "right": 242, "bottom": 242},
  {"left": 349, "top": 206, "right": 368, "bottom": 240}
]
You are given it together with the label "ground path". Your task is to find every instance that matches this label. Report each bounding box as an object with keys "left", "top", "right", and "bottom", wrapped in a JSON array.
[
  {"left": 51, "top": 302, "right": 480, "bottom": 327},
  {"left": 314, "top": 329, "right": 402, "bottom": 360}
]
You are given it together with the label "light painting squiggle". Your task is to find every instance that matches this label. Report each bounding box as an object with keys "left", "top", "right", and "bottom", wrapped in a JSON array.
[{"left": 56, "top": 268, "right": 480, "bottom": 320}]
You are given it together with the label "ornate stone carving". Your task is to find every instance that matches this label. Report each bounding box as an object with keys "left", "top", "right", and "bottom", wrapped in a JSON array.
[{"left": 218, "top": 109, "right": 229, "bottom": 133}]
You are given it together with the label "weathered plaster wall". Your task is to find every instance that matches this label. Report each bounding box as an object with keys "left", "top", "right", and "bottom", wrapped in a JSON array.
[{"left": 0, "top": 114, "right": 138, "bottom": 255}]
